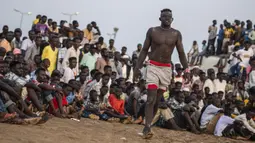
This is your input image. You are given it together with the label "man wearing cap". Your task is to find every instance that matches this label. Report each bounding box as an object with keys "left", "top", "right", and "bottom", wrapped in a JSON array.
[{"left": 133, "top": 9, "right": 188, "bottom": 138}]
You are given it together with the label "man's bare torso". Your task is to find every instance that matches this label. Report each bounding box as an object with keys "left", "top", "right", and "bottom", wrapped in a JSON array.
[{"left": 148, "top": 26, "right": 180, "bottom": 63}]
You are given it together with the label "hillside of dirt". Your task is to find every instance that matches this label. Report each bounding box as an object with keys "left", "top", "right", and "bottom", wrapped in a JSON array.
[{"left": 0, "top": 118, "right": 252, "bottom": 143}]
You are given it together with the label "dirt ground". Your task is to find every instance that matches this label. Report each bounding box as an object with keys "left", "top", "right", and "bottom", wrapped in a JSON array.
[{"left": 0, "top": 118, "right": 252, "bottom": 143}]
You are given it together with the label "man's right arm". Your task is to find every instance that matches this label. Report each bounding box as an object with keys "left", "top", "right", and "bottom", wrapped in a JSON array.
[{"left": 135, "top": 28, "right": 152, "bottom": 70}]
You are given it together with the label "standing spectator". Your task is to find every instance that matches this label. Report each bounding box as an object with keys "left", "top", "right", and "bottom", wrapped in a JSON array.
[
  {"left": 214, "top": 72, "right": 227, "bottom": 99},
  {"left": 57, "top": 39, "right": 72, "bottom": 72},
  {"left": 234, "top": 20, "right": 242, "bottom": 43},
  {"left": 83, "top": 24, "right": 94, "bottom": 44},
  {"left": 47, "top": 18, "right": 53, "bottom": 29},
  {"left": 108, "top": 39, "right": 116, "bottom": 52},
  {"left": 21, "top": 30, "right": 36, "bottom": 55},
  {"left": 35, "top": 15, "right": 49, "bottom": 40},
  {"left": 49, "top": 21, "right": 59, "bottom": 34},
  {"left": 207, "top": 20, "right": 217, "bottom": 55},
  {"left": 110, "top": 51, "right": 122, "bottom": 78},
  {"left": 24, "top": 36, "right": 42, "bottom": 64},
  {"left": 121, "top": 46, "right": 130, "bottom": 60},
  {"left": 62, "top": 57, "right": 77, "bottom": 83},
  {"left": 216, "top": 24, "right": 224, "bottom": 55},
  {"left": 98, "top": 37, "right": 107, "bottom": 49},
  {"left": 41, "top": 36, "right": 59, "bottom": 75},
  {"left": 222, "top": 23, "right": 234, "bottom": 52},
  {"left": 96, "top": 48, "right": 110, "bottom": 74},
  {"left": 203, "top": 68, "right": 216, "bottom": 94},
  {"left": 91, "top": 21, "right": 101, "bottom": 42},
  {"left": 0, "top": 25, "right": 9, "bottom": 38},
  {"left": 62, "top": 37, "right": 81, "bottom": 74},
  {"left": 194, "top": 40, "right": 207, "bottom": 66},
  {"left": 79, "top": 43, "right": 90, "bottom": 62},
  {"left": 11, "top": 28, "right": 22, "bottom": 50},
  {"left": 133, "top": 43, "right": 142, "bottom": 58},
  {"left": 0, "top": 31, "right": 14, "bottom": 52},
  {"left": 248, "top": 25, "right": 255, "bottom": 44},
  {"left": 80, "top": 44, "right": 97, "bottom": 71}
]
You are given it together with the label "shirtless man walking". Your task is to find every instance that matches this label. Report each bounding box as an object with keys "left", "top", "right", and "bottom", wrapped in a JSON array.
[{"left": 134, "top": 8, "right": 188, "bottom": 139}]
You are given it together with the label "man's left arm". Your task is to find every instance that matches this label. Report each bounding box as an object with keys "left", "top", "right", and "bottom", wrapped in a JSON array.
[{"left": 176, "top": 31, "right": 188, "bottom": 69}]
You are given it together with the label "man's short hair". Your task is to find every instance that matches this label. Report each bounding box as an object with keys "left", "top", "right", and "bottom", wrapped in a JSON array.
[
  {"left": 161, "top": 8, "right": 172, "bottom": 13},
  {"left": 80, "top": 65, "right": 89, "bottom": 71},
  {"left": 104, "top": 65, "right": 112, "bottom": 71},
  {"left": 68, "top": 57, "right": 77, "bottom": 62},
  {"left": 91, "top": 21, "right": 96, "bottom": 25},
  {"left": 35, "top": 67, "right": 46, "bottom": 75},
  {"left": 102, "top": 73, "right": 110, "bottom": 78},
  {"left": 0, "top": 47, "right": 6, "bottom": 57},
  {"left": 73, "top": 37, "right": 81, "bottom": 42}
]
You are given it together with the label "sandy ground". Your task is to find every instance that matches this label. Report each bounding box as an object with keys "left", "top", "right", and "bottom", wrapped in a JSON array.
[{"left": 0, "top": 118, "right": 252, "bottom": 143}]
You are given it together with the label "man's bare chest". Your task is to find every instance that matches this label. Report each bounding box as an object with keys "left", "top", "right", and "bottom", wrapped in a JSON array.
[{"left": 151, "top": 30, "right": 178, "bottom": 46}]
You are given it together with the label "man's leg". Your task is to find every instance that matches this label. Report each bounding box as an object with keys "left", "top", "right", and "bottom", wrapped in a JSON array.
[
  {"left": 144, "top": 88, "right": 157, "bottom": 133},
  {"left": 27, "top": 88, "right": 44, "bottom": 111}
]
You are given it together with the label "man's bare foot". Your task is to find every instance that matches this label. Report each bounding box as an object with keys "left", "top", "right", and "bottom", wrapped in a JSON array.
[
  {"left": 142, "top": 126, "right": 153, "bottom": 139},
  {"left": 190, "top": 127, "right": 200, "bottom": 134},
  {"left": 133, "top": 116, "right": 143, "bottom": 124}
]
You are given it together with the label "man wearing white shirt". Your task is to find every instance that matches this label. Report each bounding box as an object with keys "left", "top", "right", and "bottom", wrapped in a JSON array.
[
  {"left": 21, "top": 30, "right": 36, "bottom": 55},
  {"left": 214, "top": 72, "right": 227, "bottom": 99},
  {"left": 233, "top": 41, "right": 253, "bottom": 77},
  {"left": 62, "top": 37, "right": 81, "bottom": 74},
  {"left": 203, "top": 68, "right": 216, "bottom": 94},
  {"left": 62, "top": 57, "right": 77, "bottom": 83}
]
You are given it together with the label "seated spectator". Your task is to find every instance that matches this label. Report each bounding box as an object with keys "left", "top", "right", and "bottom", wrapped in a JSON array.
[
  {"left": 187, "top": 41, "right": 199, "bottom": 66},
  {"left": 62, "top": 57, "right": 77, "bottom": 83},
  {"left": 108, "top": 39, "right": 116, "bottom": 52},
  {"left": 168, "top": 91, "right": 200, "bottom": 133},
  {"left": 195, "top": 40, "right": 207, "bottom": 66},
  {"left": 80, "top": 44, "right": 97, "bottom": 71},
  {"left": 96, "top": 48, "right": 110, "bottom": 73}
]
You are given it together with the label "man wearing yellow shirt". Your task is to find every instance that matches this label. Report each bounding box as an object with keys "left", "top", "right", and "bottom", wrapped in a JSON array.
[
  {"left": 0, "top": 31, "right": 14, "bottom": 52},
  {"left": 83, "top": 24, "right": 93, "bottom": 43},
  {"left": 222, "top": 23, "right": 234, "bottom": 51},
  {"left": 41, "top": 36, "right": 59, "bottom": 75},
  {"left": 33, "top": 15, "right": 41, "bottom": 25}
]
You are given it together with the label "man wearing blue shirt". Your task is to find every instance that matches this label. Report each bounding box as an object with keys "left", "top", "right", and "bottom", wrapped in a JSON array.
[{"left": 216, "top": 24, "right": 224, "bottom": 55}]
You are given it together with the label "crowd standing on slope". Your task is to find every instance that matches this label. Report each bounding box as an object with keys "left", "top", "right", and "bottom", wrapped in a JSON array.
[{"left": 0, "top": 14, "right": 254, "bottom": 140}]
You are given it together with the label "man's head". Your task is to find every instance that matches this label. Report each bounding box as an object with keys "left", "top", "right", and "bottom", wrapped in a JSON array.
[
  {"left": 72, "top": 20, "right": 79, "bottom": 28},
  {"left": 104, "top": 65, "right": 112, "bottom": 75},
  {"left": 137, "top": 43, "right": 142, "bottom": 51},
  {"left": 35, "top": 36, "right": 42, "bottom": 47},
  {"left": 68, "top": 57, "right": 77, "bottom": 69},
  {"left": 89, "top": 44, "right": 97, "bottom": 55},
  {"left": 199, "top": 71, "right": 206, "bottom": 81},
  {"left": 98, "top": 37, "right": 104, "bottom": 43},
  {"left": 36, "top": 14, "right": 41, "bottom": 20},
  {"left": 204, "top": 87, "right": 210, "bottom": 95},
  {"left": 175, "top": 82, "right": 182, "bottom": 91},
  {"left": 79, "top": 71, "right": 88, "bottom": 84},
  {"left": 100, "top": 86, "right": 109, "bottom": 96},
  {"left": 192, "top": 84, "right": 199, "bottom": 93},
  {"left": 121, "top": 46, "right": 127, "bottom": 55},
  {"left": 219, "top": 24, "right": 223, "bottom": 29},
  {"left": 0, "top": 61, "right": 8, "bottom": 75},
  {"left": 102, "top": 74, "right": 110, "bottom": 86},
  {"left": 207, "top": 68, "right": 215, "bottom": 80},
  {"left": 62, "top": 83, "right": 74, "bottom": 97},
  {"left": 80, "top": 65, "right": 89, "bottom": 77},
  {"left": 10, "top": 61, "right": 23, "bottom": 76},
  {"left": 41, "top": 15, "right": 47, "bottom": 23},
  {"left": 159, "top": 9, "right": 173, "bottom": 27},
  {"left": 42, "top": 58, "right": 50, "bottom": 69},
  {"left": 47, "top": 18, "right": 53, "bottom": 26},
  {"left": 176, "top": 67, "right": 183, "bottom": 76},
  {"left": 212, "top": 98, "right": 221, "bottom": 108},
  {"left": 2, "top": 25, "right": 8, "bottom": 34},
  {"left": 65, "top": 39, "right": 73, "bottom": 49},
  {"left": 218, "top": 91, "right": 224, "bottom": 100},
  {"left": 73, "top": 37, "right": 81, "bottom": 49},
  {"left": 202, "top": 40, "right": 207, "bottom": 45},
  {"left": 35, "top": 68, "right": 47, "bottom": 82},
  {"left": 249, "top": 86, "right": 255, "bottom": 102},
  {"left": 217, "top": 72, "right": 224, "bottom": 81},
  {"left": 28, "top": 30, "right": 36, "bottom": 41},
  {"left": 91, "top": 21, "right": 97, "bottom": 28},
  {"left": 249, "top": 56, "right": 255, "bottom": 68},
  {"left": 34, "top": 55, "right": 41, "bottom": 65},
  {"left": 0, "top": 47, "right": 6, "bottom": 58},
  {"left": 50, "top": 36, "right": 59, "bottom": 48},
  {"left": 14, "top": 28, "right": 22, "bottom": 40},
  {"left": 114, "top": 51, "right": 121, "bottom": 61},
  {"left": 212, "top": 20, "right": 217, "bottom": 26},
  {"left": 237, "top": 80, "right": 244, "bottom": 90},
  {"left": 90, "top": 69, "right": 98, "bottom": 79},
  {"left": 175, "top": 91, "right": 184, "bottom": 103},
  {"left": 114, "top": 85, "right": 123, "bottom": 98},
  {"left": 111, "top": 71, "right": 117, "bottom": 81},
  {"left": 109, "top": 39, "right": 114, "bottom": 47},
  {"left": 5, "top": 31, "right": 14, "bottom": 42},
  {"left": 89, "top": 90, "right": 98, "bottom": 102},
  {"left": 241, "top": 21, "right": 245, "bottom": 27},
  {"left": 94, "top": 72, "right": 102, "bottom": 82},
  {"left": 83, "top": 43, "right": 90, "bottom": 53},
  {"left": 52, "top": 21, "right": 57, "bottom": 29},
  {"left": 101, "top": 48, "right": 109, "bottom": 59},
  {"left": 244, "top": 40, "right": 251, "bottom": 50},
  {"left": 87, "top": 24, "right": 92, "bottom": 31},
  {"left": 235, "top": 100, "right": 245, "bottom": 112}
]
